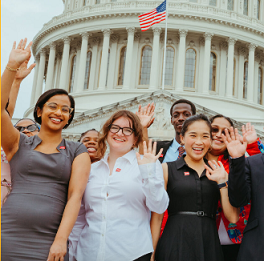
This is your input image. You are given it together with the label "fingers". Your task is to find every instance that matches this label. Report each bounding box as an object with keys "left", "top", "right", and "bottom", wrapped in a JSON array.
[
  {"left": 147, "top": 117, "right": 155, "bottom": 128},
  {"left": 234, "top": 128, "right": 241, "bottom": 141},
  {"left": 135, "top": 152, "right": 141, "bottom": 162},
  {"left": 230, "top": 127, "right": 236, "bottom": 140},
  {"left": 156, "top": 148, "right": 163, "bottom": 159},
  {"left": 223, "top": 128, "right": 232, "bottom": 143},
  {"left": 208, "top": 160, "right": 218, "bottom": 170},
  {"left": 152, "top": 141, "right": 157, "bottom": 155},
  {"left": 143, "top": 141, "right": 147, "bottom": 155},
  {"left": 204, "top": 164, "right": 212, "bottom": 173},
  {"left": 28, "top": 63, "right": 36, "bottom": 71},
  {"left": 16, "top": 39, "right": 23, "bottom": 49},
  {"left": 147, "top": 139, "right": 152, "bottom": 153},
  {"left": 12, "top": 41, "right": 16, "bottom": 50},
  {"left": 25, "top": 41, "right": 33, "bottom": 52},
  {"left": 21, "top": 38, "right": 27, "bottom": 50},
  {"left": 242, "top": 125, "right": 245, "bottom": 136}
]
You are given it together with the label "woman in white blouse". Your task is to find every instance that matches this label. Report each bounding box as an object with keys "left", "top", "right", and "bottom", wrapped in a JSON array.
[{"left": 69, "top": 110, "right": 169, "bottom": 261}]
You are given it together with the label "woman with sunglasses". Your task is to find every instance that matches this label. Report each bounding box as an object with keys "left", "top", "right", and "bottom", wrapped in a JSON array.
[
  {"left": 1, "top": 39, "right": 90, "bottom": 261},
  {"left": 69, "top": 110, "right": 169, "bottom": 261},
  {"left": 14, "top": 118, "right": 39, "bottom": 136},
  {"left": 207, "top": 114, "right": 262, "bottom": 261}
]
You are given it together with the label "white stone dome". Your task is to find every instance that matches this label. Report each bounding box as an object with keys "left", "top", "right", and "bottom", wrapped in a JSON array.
[{"left": 25, "top": 0, "right": 264, "bottom": 139}]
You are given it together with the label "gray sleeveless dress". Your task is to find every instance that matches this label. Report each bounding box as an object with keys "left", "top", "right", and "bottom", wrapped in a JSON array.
[{"left": 1, "top": 133, "right": 87, "bottom": 261}]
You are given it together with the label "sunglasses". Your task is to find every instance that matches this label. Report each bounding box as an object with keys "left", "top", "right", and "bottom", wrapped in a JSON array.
[
  {"left": 211, "top": 127, "right": 230, "bottom": 136},
  {"left": 15, "top": 124, "right": 39, "bottom": 132}
]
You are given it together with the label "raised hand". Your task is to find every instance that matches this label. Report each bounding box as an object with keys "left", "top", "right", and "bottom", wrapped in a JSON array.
[
  {"left": 136, "top": 139, "right": 163, "bottom": 165},
  {"left": 242, "top": 123, "right": 257, "bottom": 144},
  {"left": 136, "top": 103, "right": 155, "bottom": 128},
  {"left": 15, "top": 58, "right": 36, "bottom": 81},
  {"left": 205, "top": 160, "right": 228, "bottom": 184},
  {"left": 222, "top": 127, "right": 247, "bottom": 158},
  {"left": 8, "top": 38, "right": 32, "bottom": 69}
]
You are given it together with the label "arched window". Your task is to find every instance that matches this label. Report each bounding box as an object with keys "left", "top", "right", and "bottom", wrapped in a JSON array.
[
  {"left": 243, "top": 0, "right": 248, "bottom": 15},
  {"left": 184, "top": 48, "right": 196, "bottom": 88},
  {"left": 106, "top": 49, "right": 110, "bottom": 86},
  {"left": 209, "top": 0, "right": 217, "bottom": 6},
  {"left": 243, "top": 61, "right": 248, "bottom": 99},
  {"left": 164, "top": 46, "right": 174, "bottom": 86},
  {"left": 209, "top": 52, "right": 217, "bottom": 91},
  {"left": 69, "top": 55, "right": 76, "bottom": 93},
  {"left": 118, "top": 47, "right": 126, "bottom": 85},
  {"left": 84, "top": 51, "right": 92, "bottom": 89},
  {"left": 258, "top": 67, "right": 263, "bottom": 104},
  {"left": 257, "top": 0, "right": 261, "bottom": 19},
  {"left": 139, "top": 46, "right": 152, "bottom": 85},
  {"left": 227, "top": 0, "right": 234, "bottom": 10},
  {"left": 233, "top": 58, "right": 236, "bottom": 96}
]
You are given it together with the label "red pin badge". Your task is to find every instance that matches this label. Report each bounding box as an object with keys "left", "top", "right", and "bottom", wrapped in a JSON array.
[
  {"left": 60, "top": 146, "right": 66, "bottom": 150},
  {"left": 184, "top": 172, "right": 190, "bottom": 176},
  {"left": 116, "top": 168, "right": 121, "bottom": 172},
  {"left": 160, "top": 154, "right": 164, "bottom": 158}
]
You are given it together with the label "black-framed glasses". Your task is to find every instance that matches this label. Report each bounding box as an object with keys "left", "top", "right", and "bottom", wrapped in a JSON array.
[
  {"left": 109, "top": 124, "right": 134, "bottom": 136},
  {"left": 44, "top": 102, "right": 74, "bottom": 114},
  {"left": 15, "top": 124, "right": 39, "bottom": 133}
]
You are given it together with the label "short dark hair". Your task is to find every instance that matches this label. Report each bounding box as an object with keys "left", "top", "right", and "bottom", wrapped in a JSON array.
[
  {"left": 209, "top": 114, "right": 234, "bottom": 127},
  {"left": 170, "top": 99, "right": 196, "bottom": 116},
  {"left": 181, "top": 114, "right": 212, "bottom": 138},
  {"left": 79, "top": 129, "right": 99, "bottom": 142},
  {"left": 14, "top": 118, "right": 40, "bottom": 130},
  {"left": 33, "top": 89, "right": 75, "bottom": 129}
]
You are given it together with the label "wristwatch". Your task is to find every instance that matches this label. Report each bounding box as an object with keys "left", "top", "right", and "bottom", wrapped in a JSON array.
[{"left": 218, "top": 181, "right": 228, "bottom": 189}]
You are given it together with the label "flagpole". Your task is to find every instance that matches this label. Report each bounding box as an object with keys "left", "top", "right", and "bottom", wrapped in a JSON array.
[{"left": 161, "top": 0, "right": 168, "bottom": 91}]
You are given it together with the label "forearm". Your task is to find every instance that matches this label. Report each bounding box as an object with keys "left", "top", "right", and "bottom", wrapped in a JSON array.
[
  {"left": 228, "top": 156, "right": 251, "bottom": 207},
  {"left": 220, "top": 187, "right": 239, "bottom": 223},
  {"left": 54, "top": 193, "right": 83, "bottom": 243},
  {"left": 150, "top": 212, "right": 163, "bottom": 258},
  {"left": 7, "top": 79, "right": 22, "bottom": 117},
  {"left": 1, "top": 67, "right": 18, "bottom": 111}
]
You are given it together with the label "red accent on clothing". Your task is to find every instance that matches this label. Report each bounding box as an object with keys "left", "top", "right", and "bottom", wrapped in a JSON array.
[
  {"left": 59, "top": 146, "right": 66, "bottom": 149},
  {"left": 184, "top": 172, "right": 190, "bottom": 176},
  {"left": 160, "top": 154, "right": 164, "bottom": 158},
  {"left": 116, "top": 168, "right": 121, "bottom": 172}
]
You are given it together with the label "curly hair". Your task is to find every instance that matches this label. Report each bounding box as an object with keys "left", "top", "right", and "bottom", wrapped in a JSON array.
[{"left": 97, "top": 110, "right": 143, "bottom": 158}]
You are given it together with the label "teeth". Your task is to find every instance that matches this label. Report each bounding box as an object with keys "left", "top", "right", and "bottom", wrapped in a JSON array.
[
  {"left": 88, "top": 148, "right": 96, "bottom": 152},
  {"left": 193, "top": 148, "right": 203, "bottom": 151},
  {"left": 51, "top": 118, "right": 61, "bottom": 122},
  {"left": 114, "top": 138, "right": 124, "bottom": 142}
]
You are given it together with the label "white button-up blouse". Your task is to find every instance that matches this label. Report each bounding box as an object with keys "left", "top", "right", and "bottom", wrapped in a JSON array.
[{"left": 69, "top": 150, "right": 169, "bottom": 261}]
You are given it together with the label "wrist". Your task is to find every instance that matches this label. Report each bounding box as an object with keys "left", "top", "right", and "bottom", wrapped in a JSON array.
[
  {"left": 6, "top": 62, "right": 20, "bottom": 71},
  {"left": 218, "top": 181, "right": 228, "bottom": 189}
]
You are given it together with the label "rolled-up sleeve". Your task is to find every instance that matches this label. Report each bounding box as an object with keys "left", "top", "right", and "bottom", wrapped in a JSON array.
[
  {"left": 68, "top": 200, "right": 86, "bottom": 261},
  {"left": 139, "top": 161, "right": 169, "bottom": 214}
]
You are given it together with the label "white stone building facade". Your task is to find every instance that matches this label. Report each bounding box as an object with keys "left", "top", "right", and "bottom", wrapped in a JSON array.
[{"left": 25, "top": 0, "right": 264, "bottom": 139}]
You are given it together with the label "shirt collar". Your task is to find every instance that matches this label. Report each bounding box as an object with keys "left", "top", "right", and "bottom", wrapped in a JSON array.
[
  {"left": 176, "top": 155, "right": 209, "bottom": 170},
  {"left": 101, "top": 149, "right": 136, "bottom": 165},
  {"left": 171, "top": 138, "right": 181, "bottom": 152}
]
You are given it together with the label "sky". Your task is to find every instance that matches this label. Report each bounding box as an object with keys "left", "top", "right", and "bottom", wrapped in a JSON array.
[{"left": 1, "top": 0, "right": 64, "bottom": 118}]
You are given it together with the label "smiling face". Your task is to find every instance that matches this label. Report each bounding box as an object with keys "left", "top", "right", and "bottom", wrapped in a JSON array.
[
  {"left": 15, "top": 119, "right": 39, "bottom": 137},
  {"left": 210, "top": 117, "right": 232, "bottom": 156},
  {"left": 37, "top": 94, "right": 72, "bottom": 131},
  {"left": 171, "top": 103, "right": 193, "bottom": 136},
  {"left": 81, "top": 130, "right": 99, "bottom": 163},
  {"left": 181, "top": 120, "right": 211, "bottom": 163},
  {"left": 107, "top": 116, "right": 136, "bottom": 156}
]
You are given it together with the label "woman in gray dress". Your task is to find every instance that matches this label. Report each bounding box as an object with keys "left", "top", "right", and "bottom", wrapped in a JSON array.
[{"left": 1, "top": 38, "right": 91, "bottom": 261}]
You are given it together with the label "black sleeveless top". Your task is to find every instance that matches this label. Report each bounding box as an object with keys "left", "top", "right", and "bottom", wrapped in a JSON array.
[{"left": 156, "top": 156, "right": 224, "bottom": 261}]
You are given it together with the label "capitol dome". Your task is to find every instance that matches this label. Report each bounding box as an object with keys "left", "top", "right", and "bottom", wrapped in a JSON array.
[{"left": 25, "top": 0, "right": 264, "bottom": 140}]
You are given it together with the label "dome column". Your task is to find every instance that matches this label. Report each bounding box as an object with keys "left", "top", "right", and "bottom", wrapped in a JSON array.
[
  {"left": 76, "top": 32, "right": 90, "bottom": 93},
  {"left": 226, "top": 38, "right": 237, "bottom": 98},
  {"left": 89, "top": 37, "right": 100, "bottom": 90},
  {"left": 219, "top": 41, "right": 227, "bottom": 97},
  {"left": 45, "top": 42, "right": 56, "bottom": 91},
  {"left": 98, "top": 29, "right": 111, "bottom": 90},
  {"left": 123, "top": 27, "right": 136, "bottom": 90},
  {"left": 35, "top": 49, "right": 46, "bottom": 101},
  {"left": 202, "top": 32, "right": 214, "bottom": 94},
  {"left": 59, "top": 37, "right": 71, "bottom": 90},
  {"left": 73, "top": 44, "right": 81, "bottom": 92},
  {"left": 149, "top": 28, "right": 162, "bottom": 90},
  {"left": 30, "top": 55, "right": 39, "bottom": 105},
  {"left": 247, "top": 43, "right": 257, "bottom": 102},
  {"left": 107, "top": 34, "right": 119, "bottom": 90},
  {"left": 175, "top": 29, "right": 188, "bottom": 92},
  {"left": 237, "top": 47, "right": 246, "bottom": 100}
]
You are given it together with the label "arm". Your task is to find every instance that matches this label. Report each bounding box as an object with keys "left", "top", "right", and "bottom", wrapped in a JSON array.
[
  {"left": 136, "top": 103, "right": 155, "bottom": 154},
  {"left": 7, "top": 58, "right": 35, "bottom": 117},
  {"left": 205, "top": 160, "right": 239, "bottom": 223},
  {"left": 150, "top": 163, "right": 168, "bottom": 261},
  {"left": 228, "top": 156, "right": 251, "bottom": 207},
  {"left": 1, "top": 39, "right": 32, "bottom": 161},
  {"left": 47, "top": 152, "right": 91, "bottom": 261},
  {"left": 136, "top": 141, "right": 169, "bottom": 214}
]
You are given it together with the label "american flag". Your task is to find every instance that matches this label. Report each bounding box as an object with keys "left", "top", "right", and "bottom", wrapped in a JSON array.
[{"left": 138, "top": 0, "right": 166, "bottom": 31}]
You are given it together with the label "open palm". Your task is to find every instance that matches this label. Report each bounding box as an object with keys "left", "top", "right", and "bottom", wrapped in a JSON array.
[
  {"left": 136, "top": 103, "right": 155, "bottom": 128},
  {"left": 242, "top": 123, "right": 257, "bottom": 144}
]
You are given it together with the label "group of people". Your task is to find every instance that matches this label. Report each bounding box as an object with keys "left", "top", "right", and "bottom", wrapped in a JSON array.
[{"left": 1, "top": 38, "right": 264, "bottom": 261}]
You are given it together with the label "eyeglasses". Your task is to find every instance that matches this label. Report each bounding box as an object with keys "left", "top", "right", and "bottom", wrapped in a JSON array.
[
  {"left": 15, "top": 124, "right": 39, "bottom": 132},
  {"left": 44, "top": 102, "right": 74, "bottom": 114},
  {"left": 211, "top": 127, "right": 230, "bottom": 136},
  {"left": 109, "top": 124, "right": 134, "bottom": 136}
]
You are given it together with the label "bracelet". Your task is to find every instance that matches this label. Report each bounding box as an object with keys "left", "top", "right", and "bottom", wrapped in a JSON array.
[
  {"left": 6, "top": 65, "right": 19, "bottom": 72},
  {"left": 218, "top": 181, "right": 228, "bottom": 189}
]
